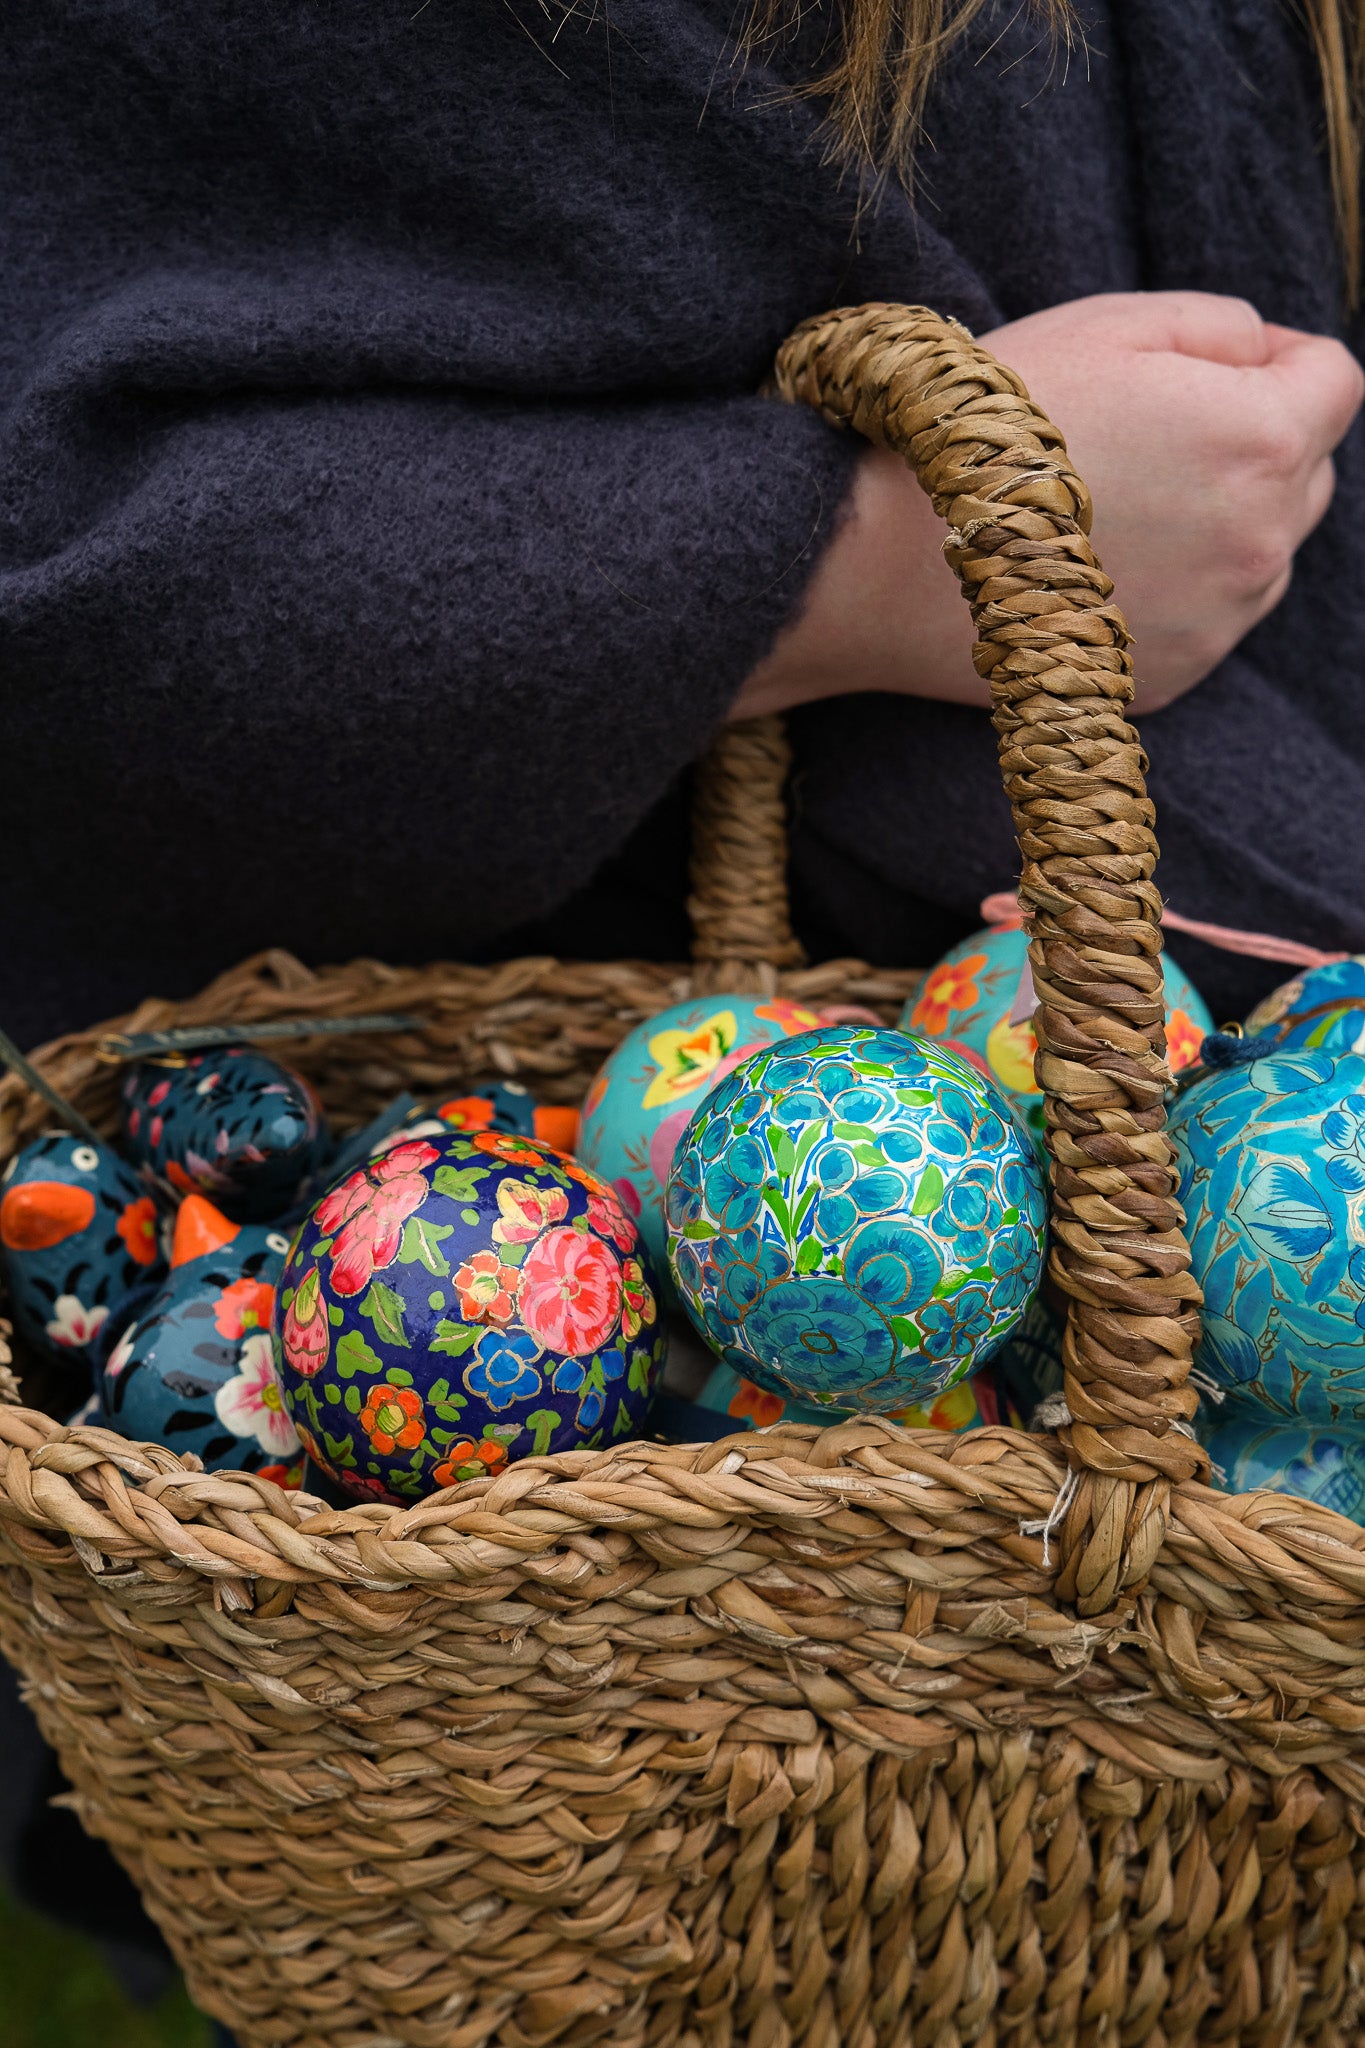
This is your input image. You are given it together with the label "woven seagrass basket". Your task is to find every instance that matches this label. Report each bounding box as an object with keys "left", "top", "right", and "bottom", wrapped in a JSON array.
[{"left": 2, "top": 304, "right": 1363, "bottom": 2048}]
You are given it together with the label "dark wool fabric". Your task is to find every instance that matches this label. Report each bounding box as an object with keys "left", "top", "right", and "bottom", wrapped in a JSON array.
[{"left": 0, "top": 0, "right": 1361, "bottom": 1042}]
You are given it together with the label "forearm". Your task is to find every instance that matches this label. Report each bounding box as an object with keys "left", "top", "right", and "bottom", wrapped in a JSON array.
[{"left": 731, "top": 444, "right": 985, "bottom": 720}]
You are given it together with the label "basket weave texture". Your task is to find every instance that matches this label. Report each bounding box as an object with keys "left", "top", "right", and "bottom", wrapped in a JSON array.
[{"left": 3, "top": 306, "right": 1365, "bottom": 2048}]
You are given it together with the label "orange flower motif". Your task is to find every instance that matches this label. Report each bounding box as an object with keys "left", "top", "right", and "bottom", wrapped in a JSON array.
[
  {"left": 559, "top": 1155, "right": 615, "bottom": 1200},
  {"left": 755, "top": 999, "right": 824, "bottom": 1034},
  {"left": 116, "top": 1195, "right": 160, "bottom": 1266},
  {"left": 431, "top": 1438, "right": 510, "bottom": 1488},
  {"left": 472, "top": 1131, "right": 549, "bottom": 1168},
  {"left": 1164, "top": 1007, "right": 1205, "bottom": 1075},
  {"left": 359, "top": 1384, "right": 426, "bottom": 1456},
  {"left": 436, "top": 1095, "right": 497, "bottom": 1132},
  {"left": 453, "top": 1248, "right": 521, "bottom": 1325},
  {"left": 256, "top": 1456, "right": 306, "bottom": 1491},
  {"left": 214, "top": 1275, "right": 276, "bottom": 1339},
  {"left": 909, "top": 953, "right": 989, "bottom": 1038},
  {"left": 728, "top": 1378, "right": 786, "bottom": 1428}
]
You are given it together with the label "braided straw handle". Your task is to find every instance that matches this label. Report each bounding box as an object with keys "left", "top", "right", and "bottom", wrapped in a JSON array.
[{"left": 767, "top": 303, "right": 1205, "bottom": 1619}]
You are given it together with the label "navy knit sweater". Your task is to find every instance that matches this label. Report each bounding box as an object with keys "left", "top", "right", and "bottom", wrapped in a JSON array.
[{"left": 1, "top": 0, "right": 1361, "bottom": 1049}]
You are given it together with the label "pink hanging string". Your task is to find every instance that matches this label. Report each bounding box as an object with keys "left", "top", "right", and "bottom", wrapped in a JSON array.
[{"left": 977, "top": 893, "right": 1350, "bottom": 971}]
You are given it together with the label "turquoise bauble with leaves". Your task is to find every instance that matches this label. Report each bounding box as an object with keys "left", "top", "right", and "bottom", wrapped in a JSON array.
[
  {"left": 1168, "top": 1048, "right": 1365, "bottom": 1421},
  {"left": 664, "top": 1024, "right": 1048, "bottom": 1412},
  {"left": 274, "top": 1128, "right": 665, "bottom": 1502}
]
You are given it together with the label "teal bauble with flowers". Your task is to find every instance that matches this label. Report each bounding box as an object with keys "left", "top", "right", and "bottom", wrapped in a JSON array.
[
  {"left": 274, "top": 1128, "right": 666, "bottom": 1502},
  {"left": 664, "top": 1024, "right": 1048, "bottom": 1413},
  {"left": 1167, "top": 1048, "right": 1365, "bottom": 1421}
]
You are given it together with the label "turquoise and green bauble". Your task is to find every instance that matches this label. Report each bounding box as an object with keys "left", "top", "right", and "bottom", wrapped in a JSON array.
[
  {"left": 577, "top": 996, "right": 877, "bottom": 1274},
  {"left": 664, "top": 1024, "right": 1047, "bottom": 1413}
]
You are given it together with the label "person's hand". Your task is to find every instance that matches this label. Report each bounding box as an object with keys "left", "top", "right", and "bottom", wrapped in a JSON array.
[{"left": 734, "top": 291, "right": 1364, "bottom": 720}]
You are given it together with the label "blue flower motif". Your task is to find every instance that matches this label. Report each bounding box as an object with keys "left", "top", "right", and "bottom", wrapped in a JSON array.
[
  {"left": 665, "top": 1145, "right": 705, "bottom": 1228},
  {"left": 772, "top": 1086, "right": 828, "bottom": 1129},
  {"left": 943, "top": 1175, "right": 992, "bottom": 1232},
  {"left": 851, "top": 1168, "right": 909, "bottom": 1216},
  {"left": 987, "top": 1221, "right": 1043, "bottom": 1311},
  {"left": 551, "top": 1352, "right": 609, "bottom": 1429},
  {"left": 844, "top": 1217, "right": 941, "bottom": 1314},
  {"left": 916, "top": 1285, "right": 996, "bottom": 1362},
  {"left": 736, "top": 1277, "right": 896, "bottom": 1392},
  {"left": 465, "top": 1328, "right": 543, "bottom": 1411},
  {"left": 830, "top": 1085, "right": 888, "bottom": 1125},
  {"left": 702, "top": 1136, "right": 767, "bottom": 1230},
  {"left": 816, "top": 1144, "right": 857, "bottom": 1191},
  {"left": 815, "top": 1192, "right": 858, "bottom": 1239}
]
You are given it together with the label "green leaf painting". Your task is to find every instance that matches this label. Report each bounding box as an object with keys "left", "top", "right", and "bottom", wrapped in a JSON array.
[
  {"left": 433, "top": 1163, "right": 491, "bottom": 1202},
  {"left": 360, "top": 1281, "right": 410, "bottom": 1348},
  {"left": 399, "top": 1216, "right": 453, "bottom": 1275},
  {"left": 431, "top": 1318, "right": 481, "bottom": 1358},
  {"left": 335, "top": 1329, "right": 384, "bottom": 1379}
]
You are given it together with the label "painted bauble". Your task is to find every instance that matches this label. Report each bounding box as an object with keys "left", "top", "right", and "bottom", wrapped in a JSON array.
[
  {"left": 99, "top": 1197, "right": 302, "bottom": 1484},
  {"left": 408, "top": 1085, "right": 580, "bottom": 1155},
  {"left": 577, "top": 997, "right": 873, "bottom": 1275},
  {"left": 664, "top": 1025, "right": 1048, "bottom": 1412},
  {"left": 900, "top": 925, "right": 1213, "bottom": 1152},
  {"left": 121, "top": 1046, "right": 330, "bottom": 1220},
  {"left": 1168, "top": 1048, "right": 1365, "bottom": 1420},
  {"left": 693, "top": 1353, "right": 1022, "bottom": 1434},
  {"left": 0, "top": 1134, "right": 164, "bottom": 1368},
  {"left": 274, "top": 1130, "right": 666, "bottom": 1502},
  {"left": 989, "top": 1287, "right": 1066, "bottom": 1420},
  {"left": 1199, "top": 1399, "right": 1365, "bottom": 1522},
  {"left": 1243, "top": 956, "right": 1365, "bottom": 1057}
]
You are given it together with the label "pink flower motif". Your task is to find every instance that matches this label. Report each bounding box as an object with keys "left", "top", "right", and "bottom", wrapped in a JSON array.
[
  {"left": 280, "top": 1266, "right": 329, "bottom": 1377},
  {"left": 315, "top": 1139, "right": 439, "bottom": 1297},
  {"left": 519, "top": 1227, "right": 622, "bottom": 1357},
  {"left": 490, "top": 1178, "right": 569, "bottom": 1246},
  {"left": 147, "top": 1080, "right": 172, "bottom": 1108},
  {"left": 586, "top": 1191, "right": 636, "bottom": 1253}
]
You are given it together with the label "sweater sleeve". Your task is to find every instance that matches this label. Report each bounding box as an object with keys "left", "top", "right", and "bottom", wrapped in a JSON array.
[{"left": 0, "top": 288, "right": 858, "bottom": 1030}]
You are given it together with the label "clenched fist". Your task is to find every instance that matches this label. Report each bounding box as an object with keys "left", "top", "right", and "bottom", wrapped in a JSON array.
[{"left": 736, "top": 290, "right": 1364, "bottom": 720}]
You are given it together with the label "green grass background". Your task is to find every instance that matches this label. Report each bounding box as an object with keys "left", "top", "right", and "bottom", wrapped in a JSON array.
[{"left": 0, "top": 1885, "right": 209, "bottom": 2048}]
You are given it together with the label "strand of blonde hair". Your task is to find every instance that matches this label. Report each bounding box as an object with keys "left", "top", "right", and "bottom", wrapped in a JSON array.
[{"left": 748, "top": 0, "right": 1364, "bottom": 301}]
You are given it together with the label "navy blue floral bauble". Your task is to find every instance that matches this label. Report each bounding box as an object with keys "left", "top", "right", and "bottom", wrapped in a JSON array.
[
  {"left": 1169, "top": 1048, "right": 1365, "bottom": 1420},
  {"left": 664, "top": 1025, "right": 1047, "bottom": 1413},
  {"left": 121, "top": 1047, "right": 330, "bottom": 1221},
  {"left": 274, "top": 1129, "right": 665, "bottom": 1502},
  {"left": 0, "top": 1134, "right": 165, "bottom": 1369},
  {"left": 100, "top": 1210, "right": 301, "bottom": 1485}
]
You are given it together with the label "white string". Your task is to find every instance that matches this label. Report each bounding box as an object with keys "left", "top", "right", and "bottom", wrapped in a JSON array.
[{"left": 1020, "top": 1465, "right": 1081, "bottom": 1570}]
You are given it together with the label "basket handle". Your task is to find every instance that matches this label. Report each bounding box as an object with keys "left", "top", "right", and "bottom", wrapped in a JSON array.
[
  {"left": 749, "top": 302, "right": 1204, "bottom": 1619},
  {"left": 688, "top": 714, "right": 805, "bottom": 993}
]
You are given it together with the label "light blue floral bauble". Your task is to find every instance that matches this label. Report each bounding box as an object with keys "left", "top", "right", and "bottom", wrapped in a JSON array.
[
  {"left": 664, "top": 1024, "right": 1048, "bottom": 1412},
  {"left": 1168, "top": 1048, "right": 1365, "bottom": 1421},
  {"left": 1199, "top": 1397, "right": 1365, "bottom": 1523},
  {"left": 1243, "top": 957, "right": 1365, "bottom": 1056}
]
